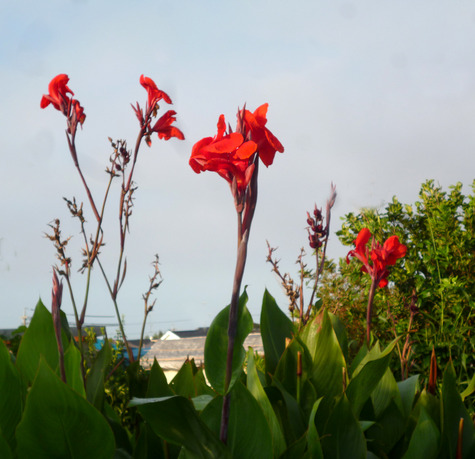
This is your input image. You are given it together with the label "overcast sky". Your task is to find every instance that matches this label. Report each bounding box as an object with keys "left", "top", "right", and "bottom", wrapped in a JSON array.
[{"left": 1, "top": 0, "right": 474, "bottom": 339}]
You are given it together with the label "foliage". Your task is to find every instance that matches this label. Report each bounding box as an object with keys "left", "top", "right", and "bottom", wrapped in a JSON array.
[
  {"left": 322, "top": 180, "right": 475, "bottom": 386},
  {"left": 1, "top": 293, "right": 474, "bottom": 458}
]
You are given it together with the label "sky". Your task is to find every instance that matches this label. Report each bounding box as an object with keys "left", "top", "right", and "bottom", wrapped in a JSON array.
[{"left": 1, "top": 0, "right": 474, "bottom": 339}]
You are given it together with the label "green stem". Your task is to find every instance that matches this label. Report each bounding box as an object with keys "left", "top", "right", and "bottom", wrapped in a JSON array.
[
  {"left": 97, "top": 258, "right": 134, "bottom": 362},
  {"left": 366, "top": 278, "right": 378, "bottom": 347}
]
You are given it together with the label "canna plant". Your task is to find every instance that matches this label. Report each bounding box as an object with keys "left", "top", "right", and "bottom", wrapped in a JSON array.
[
  {"left": 41, "top": 73, "right": 184, "bottom": 367},
  {"left": 1, "top": 75, "right": 474, "bottom": 458}
]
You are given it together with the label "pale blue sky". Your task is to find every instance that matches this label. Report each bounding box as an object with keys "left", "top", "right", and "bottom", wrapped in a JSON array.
[{"left": 1, "top": 0, "right": 474, "bottom": 338}]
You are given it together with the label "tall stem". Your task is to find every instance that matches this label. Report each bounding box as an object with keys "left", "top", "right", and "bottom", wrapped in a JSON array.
[
  {"left": 366, "top": 278, "right": 378, "bottom": 346},
  {"left": 220, "top": 229, "right": 249, "bottom": 444}
]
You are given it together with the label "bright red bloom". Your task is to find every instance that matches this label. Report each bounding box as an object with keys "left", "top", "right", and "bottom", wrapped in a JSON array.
[
  {"left": 190, "top": 114, "right": 257, "bottom": 191},
  {"left": 347, "top": 228, "right": 406, "bottom": 287},
  {"left": 140, "top": 75, "right": 172, "bottom": 109},
  {"left": 40, "top": 74, "right": 77, "bottom": 118},
  {"left": 241, "top": 103, "right": 284, "bottom": 167},
  {"left": 150, "top": 110, "right": 185, "bottom": 141}
]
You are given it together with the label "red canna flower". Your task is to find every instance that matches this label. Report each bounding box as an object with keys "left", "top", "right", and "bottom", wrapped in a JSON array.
[
  {"left": 190, "top": 114, "right": 257, "bottom": 192},
  {"left": 150, "top": 110, "right": 185, "bottom": 142},
  {"left": 41, "top": 74, "right": 86, "bottom": 130},
  {"left": 347, "top": 228, "right": 406, "bottom": 288},
  {"left": 40, "top": 74, "right": 74, "bottom": 115},
  {"left": 140, "top": 74, "right": 172, "bottom": 109},
  {"left": 241, "top": 103, "right": 284, "bottom": 167},
  {"left": 134, "top": 75, "right": 184, "bottom": 146}
]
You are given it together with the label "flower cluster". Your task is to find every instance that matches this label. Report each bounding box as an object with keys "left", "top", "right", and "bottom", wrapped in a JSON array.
[
  {"left": 132, "top": 75, "right": 185, "bottom": 145},
  {"left": 346, "top": 228, "right": 407, "bottom": 287},
  {"left": 40, "top": 74, "right": 86, "bottom": 132},
  {"left": 189, "top": 104, "right": 283, "bottom": 193}
]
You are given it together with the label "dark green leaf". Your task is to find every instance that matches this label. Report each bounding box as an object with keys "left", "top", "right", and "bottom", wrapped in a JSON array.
[
  {"left": 260, "top": 289, "right": 295, "bottom": 379},
  {"left": 16, "top": 300, "right": 68, "bottom": 386},
  {"left": 0, "top": 340, "right": 23, "bottom": 449},
  {"left": 15, "top": 359, "right": 115, "bottom": 459},
  {"left": 227, "top": 382, "right": 273, "bottom": 459},
  {"left": 86, "top": 338, "right": 112, "bottom": 410},
  {"left": 246, "top": 348, "right": 286, "bottom": 456},
  {"left": 320, "top": 394, "right": 366, "bottom": 459},
  {"left": 204, "top": 290, "right": 253, "bottom": 394},
  {"left": 132, "top": 395, "right": 230, "bottom": 458},
  {"left": 403, "top": 407, "right": 440, "bottom": 459}
]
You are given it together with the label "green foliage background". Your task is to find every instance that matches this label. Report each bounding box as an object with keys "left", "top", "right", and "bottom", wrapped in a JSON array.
[{"left": 318, "top": 180, "right": 474, "bottom": 383}]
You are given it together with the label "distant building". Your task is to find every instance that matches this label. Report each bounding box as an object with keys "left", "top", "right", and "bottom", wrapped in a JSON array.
[{"left": 140, "top": 327, "right": 264, "bottom": 382}]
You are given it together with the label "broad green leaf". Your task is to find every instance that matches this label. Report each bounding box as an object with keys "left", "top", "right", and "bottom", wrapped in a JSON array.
[
  {"left": 86, "top": 338, "right": 112, "bottom": 410},
  {"left": 260, "top": 289, "right": 295, "bottom": 379},
  {"left": 170, "top": 359, "right": 196, "bottom": 398},
  {"left": 0, "top": 434, "right": 13, "bottom": 459},
  {"left": 366, "top": 399, "right": 406, "bottom": 456},
  {"left": 304, "top": 398, "right": 323, "bottom": 459},
  {"left": 274, "top": 337, "right": 309, "bottom": 397},
  {"left": 397, "top": 375, "right": 419, "bottom": 419},
  {"left": 227, "top": 382, "right": 273, "bottom": 459},
  {"left": 16, "top": 300, "right": 69, "bottom": 386},
  {"left": 272, "top": 379, "right": 307, "bottom": 444},
  {"left": 146, "top": 359, "right": 174, "bottom": 398},
  {"left": 320, "top": 393, "right": 366, "bottom": 459},
  {"left": 64, "top": 344, "right": 85, "bottom": 397},
  {"left": 440, "top": 362, "right": 475, "bottom": 458},
  {"left": 15, "top": 359, "right": 115, "bottom": 459},
  {"left": 311, "top": 309, "right": 346, "bottom": 401},
  {"left": 460, "top": 371, "right": 475, "bottom": 401},
  {"left": 403, "top": 408, "right": 440, "bottom": 459},
  {"left": 192, "top": 395, "right": 214, "bottom": 411},
  {"left": 200, "top": 394, "right": 223, "bottom": 436},
  {"left": 132, "top": 395, "right": 230, "bottom": 458},
  {"left": 0, "top": 341, "right": 23, "bottom": 449},
  {"left": 371, "top": 367, "right": 402, "bottom": 418},
  {"left": 329, "top": 313, "right": 349, "bottom": 363},
  {"left": 299, "top": 310, "right": 322, "bottom": 361},
  {"left": 246, "top": 348, "right": 286, "bottom": 457},
  {"left": 204, "top": 290, "right": 253, "bottom": 394},
  {"left": 346, "top": 340, "right": 396, "bottom": 417}
]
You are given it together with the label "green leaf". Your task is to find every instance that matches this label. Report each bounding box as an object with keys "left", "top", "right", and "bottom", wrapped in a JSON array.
[
  {"left": 0, "top": 434, "right": 13, "bottom": 459},
  {"left": 146, "top": 359, "right": 174, "bottom": 398},
  {"left": 320, "top": 393, "right": 366, "bottom": 459},
  {"left": 246, "top": 348, "right": 286, "bottom": 457},
  {"left": 16, "top": 300, "right": 68, "bottom": 386},
  {"left": 86, "top": 338, "right": 112, "bottom": 410},
  {"left": 204, "top": 290, "right": 253, "bottom": 394},
  {"left": 192, "top": 395, "right": 214, "bottom": 411},
  {"left": 15, "top": 359, "right": 115, "bottom": 459},
  {"left": 371, "top": 367, "right": 402, "bottom": 419},
  {"left": 260, "top": 289, "right": 295, "bottom": 379},
  {"left": 272, "top": 379, "right": 307, "bottom": 444},
  {"left": 403, "top": 408, "right": 440, "bottom": 459},
  {"left": 397, "top": 375, "right": 419, "bottom": 419},
  {"left": 132, "top": 395, "right": 230, "bottom": 458},
  {"left": 460, "top": 371, "right": 475, "bottom": 401},
  {"left": 0, "top": 340, "right": 23, "bottom": 449},
  {"left": 346, "top": 340, "right": 397, "bottom": 417},
  {"left": 227, "top": 382, "right": 273, "bottom": 459},
  {"left": 304, "top": 398, "right": 323, "bottom": 459},
  {"left": 170, "top": 359, "right": 197, "bottom": 398},
  {"left": 311, "top": 309, "right": 346, "bottom": 401},
  {"left": 440, "top": 362, "right": 475, "bottom": 458},
  {"left": 64, "top": 344, "right": 85, "bottom": 397}
]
